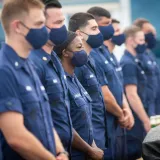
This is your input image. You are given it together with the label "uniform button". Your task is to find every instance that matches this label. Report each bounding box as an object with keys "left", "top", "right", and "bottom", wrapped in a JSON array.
[
  {"left": 6, "top": 101, "right": 12, "bottom": 106},
  {"left": 42, "top": 57, "right": 47, "bottom": 61},
  {"left": 141, "top": 71, "right": 145, "bottom": 74},
  {"left": 15, "top": 62, "right": 19, "bottom": 67}
]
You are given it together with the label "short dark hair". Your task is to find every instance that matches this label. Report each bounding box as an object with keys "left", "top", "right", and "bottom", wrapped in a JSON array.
[
  {"left": 69, "top": 12, "right": 95, "bottom": 32},
  {"left": 87, "top": 6, "right": 111, "bottom": 19},
  {"left": 133, "top": 18, "right": 150, "bottom": 29},
  {"left": 42, "top": 0, "right": 62, "bottom": 10},
  {"left": 112, "top": 18, "right": 120, "bottom": 24}
]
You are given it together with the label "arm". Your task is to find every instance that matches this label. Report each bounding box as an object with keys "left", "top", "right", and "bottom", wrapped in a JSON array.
[
  {"left": 0, "top": 112, "right": 56, "bottom": 160},
  {"left": 72, "top": 129, "right": 103, "bottom": 160},
  {"left": 53, "top": 130, "right": 68, "bottom": 160},
  {"left": 125, "top": 85, "right": 150, "bottom": 132},
  {"left": 121, "top": 94, "right": 134, "bottom": 130},
  {"left": 101, "top": 85, "right": 124, "bottom": 120}
]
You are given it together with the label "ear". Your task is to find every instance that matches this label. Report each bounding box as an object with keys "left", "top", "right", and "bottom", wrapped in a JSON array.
[
  {"left": 76, "top": 30, "right": 84, "bottom": 40},
  {"left": 11, "top": 20, "right": 22, "bottom": 34},
  {"left": 127, "top": 37, "right": 133, "bottom": 44},
  {"left": 62, "top": 49, "right": 69, "bottom": 58}
]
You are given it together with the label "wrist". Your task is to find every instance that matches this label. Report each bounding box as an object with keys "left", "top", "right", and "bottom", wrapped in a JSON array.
[
  {"left": 118, "top": 110, "right": 124, "bottom": 119},
  {"left": 57, "top": 151, "right": 69, "bottom": 157}
]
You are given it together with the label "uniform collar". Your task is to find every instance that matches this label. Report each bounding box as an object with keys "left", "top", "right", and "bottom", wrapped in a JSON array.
[
  {"left": 124, "top": 50, "right": 136, "bottom": 60},
  {"left": 2, "top": 43, "right": 29, "bottom": 69},
  {"left": 65, "top": 71, "right": 75, "bottom": 79},
  {"left": 125, "top": 50, "right": 140, "bottom": 63}
]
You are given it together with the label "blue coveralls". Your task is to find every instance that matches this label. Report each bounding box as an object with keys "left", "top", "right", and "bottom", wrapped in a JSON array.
[
  {"left": 91, "top": 47, "right": 127, "bottom": 160},
  {"left": 137, "top": 51, "right": 158, "bottom": 116},
  {"left": 30, "top": 49, "right": 73, "bottom": 153},
  {"left": 120, "top": 50, "right": 147, "bottom": 160},
  {"left": 75, "top": 55, "right": 110, "bottom": 159},
  {"left": 66, "top": 72, "right": 93, "bottom": 160},
  {"left": 95, "top": 45, "right": 127, "bottom": 160},
  {"left": 0, "top": 44, "right": 56, "bottom": 160}
]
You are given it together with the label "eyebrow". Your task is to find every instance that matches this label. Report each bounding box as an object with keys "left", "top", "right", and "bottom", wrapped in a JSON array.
[
  {"left": 54, "top": 18, "right": 65, "bottom": 24},
  {"left": 91, "top": 26, "right": 98, "bottom": 29},
  {"left": 35, "top": 20, "right": 45, "bottom": 25}
]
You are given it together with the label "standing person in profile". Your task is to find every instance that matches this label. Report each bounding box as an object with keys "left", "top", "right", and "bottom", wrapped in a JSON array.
[
  {"left": 55, "top": 31, "right": 104, "bottom": 160},
  {"left": 0, "top": 0, "right": 67, "bottom": 160}
]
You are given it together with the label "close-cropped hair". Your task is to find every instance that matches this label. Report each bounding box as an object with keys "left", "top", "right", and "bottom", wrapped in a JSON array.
[
  {"left": 1, "top": 0, "right": 44, "bottom": 34},
  {"left": 124, "top": 25, "right": 142, "bottom": 39}
]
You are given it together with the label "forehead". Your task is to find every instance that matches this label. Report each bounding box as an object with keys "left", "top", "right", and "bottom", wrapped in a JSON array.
[
  {"left": 69, "top": 36, "right": 82, "bottom": 47},
  {"left": 46, "top": 8, "right": 64, "bottom": 19},
  {"left": 142, "top": 22, "right": 155, "bottom": 33},
  {"left": 97, "top": 16, "right": 111, "bottom": 25},
  {"left": 87, "top": 19, "right": 98, "bottom": 27},
  {"left": 135, "top": 31, "right": 144, "bottom": 38},
  {"left": 112, "top": 23, "right": 120, "bottom": 29},
  {"left": 28, "top": 8, "right": 45, "bottom": 21}
]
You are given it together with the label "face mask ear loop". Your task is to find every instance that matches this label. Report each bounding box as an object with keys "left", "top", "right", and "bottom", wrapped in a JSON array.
[
  {"left": 80, "top": 30, "right": 89, "bottom": 36},
  {"left": 20, "top": 21, "right": 30, "bottom": 30}
]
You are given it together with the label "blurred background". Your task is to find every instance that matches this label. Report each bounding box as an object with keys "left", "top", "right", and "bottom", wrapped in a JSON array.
[{"left": 0, "top": 0, "right": 159, "bottom": 61}]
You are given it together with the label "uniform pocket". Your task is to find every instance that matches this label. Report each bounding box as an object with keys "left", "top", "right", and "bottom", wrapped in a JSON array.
[{"left": 46, "top": 79, "right": 63, "bottom": 102}]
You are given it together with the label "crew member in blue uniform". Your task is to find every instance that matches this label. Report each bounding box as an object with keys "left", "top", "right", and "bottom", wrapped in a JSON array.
[
  {"left": 68, "top": 12, "right": 109, "bottom": 159},
  {"left": 120, "top": 25, "right": 151, "bottom": 159},
  {"left": 31, "top": 1, "right": 104, "bottom": 159},
  {"left": 55, "top": 31, "right": 104, "bottom": 160},
  {"left": 103, "top": 18, "right": 125, "bottom": 83},
  {"left": 30, "top": 0, "right": 73, "bottom": 155},
  {"left": 134, "top": 18, "right": 159, "bottom": 116},
  {"left": 0, "top": 0, "right": 68, "bottom": 160},
  {"left": 88, "top": 7, "right": 134, "bottom": 160}
]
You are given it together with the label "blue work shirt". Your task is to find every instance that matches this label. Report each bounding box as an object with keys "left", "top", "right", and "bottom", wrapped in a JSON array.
[
  {"left": 146, "top": 49, "right": 160, "bottom": 115},
  {"left": 137, "top": 51, "right": 158, "bottom": 116},
  {"left": 75, "top": 55, "right": 107, "bottom": 149},
  {"left": 94, "top": 46, "right": 127, "bottom": 159},
  {"left": 0, "top": 44, "right": 56, "bottom": 160},
  {"left": 30, "top": 49, "right": 73, "bottom": 152},
  {"left": 99, "top": 45, "right": 123, "bottom": 84},
  {"left": 66, "top": 72, "right": 93, "bottom": 160},
  {"left": 120, "top": 50, "right": 147, "bottom": 159},
  {"left": 121, "top": 50, "right": 147, "bottom": 108}
]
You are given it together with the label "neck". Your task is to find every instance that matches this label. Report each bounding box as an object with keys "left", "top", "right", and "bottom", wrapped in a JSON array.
[
  {"left": 103, "top": 40, "right": 115, "bottom": 54},
  {"left": 62, "top": 59, "right": 75, "bottom": 75},
  {"left": 6, "top": 37, "right": 30, "bottom": 58},
  {"left": 126, "top": 44, "right": 137, "bottom": 57},
  {"left": 83, "top": 40, "right": 92, "bottom": 55},
  {"left": 42, "top": 41, "right": 54, "bottom": 55}
]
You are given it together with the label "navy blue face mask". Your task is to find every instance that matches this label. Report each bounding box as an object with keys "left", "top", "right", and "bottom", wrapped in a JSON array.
[
  {"left": 111, "top": 34, "right": 125, "bottom": 46},
  {"left": 145, "top": 32, "right": 157, "bottom": 49},
  {"left": 47, "top": 25, "right": 68, "bottom": 46},
  {"left": 99, "top": 24, "right": 115, "bottom": 40},
  {"left": 21, "top": 22, "right": 49, "bottom": 49},
  {"left": 71, "top": 50, "right": 88, "bottom": 67},
  {"left": 81, "top": 31, "right": 104, "bottom": 48},
  {"left": 135, "top": 44, "right": 147, "bottom": 54}
]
